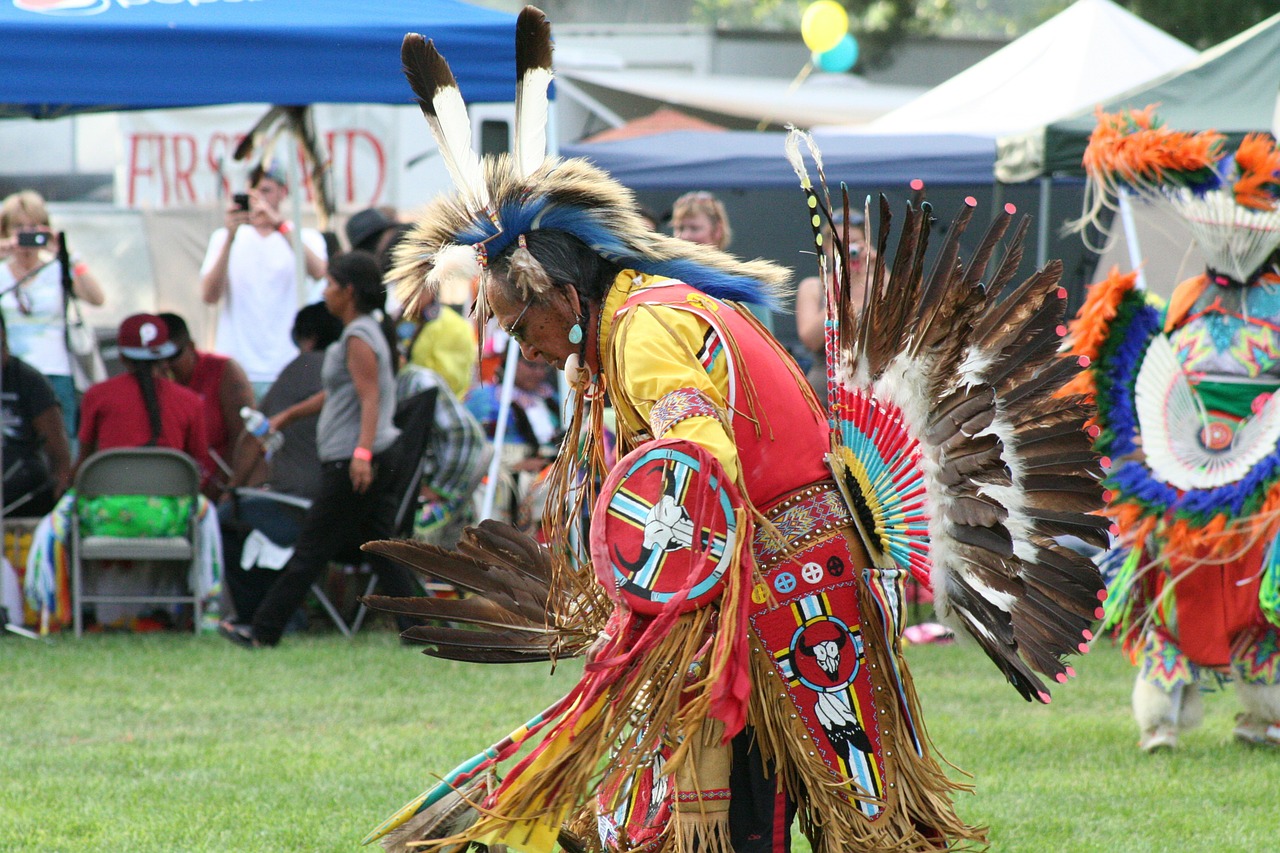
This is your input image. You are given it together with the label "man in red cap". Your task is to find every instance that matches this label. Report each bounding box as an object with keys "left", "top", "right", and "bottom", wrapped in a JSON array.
[{"left": 77, "top": 313, "right": 210, "bottom": 479}]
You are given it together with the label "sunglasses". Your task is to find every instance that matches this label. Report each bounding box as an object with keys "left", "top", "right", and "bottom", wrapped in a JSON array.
[{"left": 501, "top": 297, "right": 534, "bottom": 344}]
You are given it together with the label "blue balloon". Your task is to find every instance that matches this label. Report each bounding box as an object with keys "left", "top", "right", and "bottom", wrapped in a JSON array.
[{"left": 813, "top": 33, "right": 858, "bottom": 73}]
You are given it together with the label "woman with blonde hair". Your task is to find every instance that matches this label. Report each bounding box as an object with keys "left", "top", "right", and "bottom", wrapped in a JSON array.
[
  {"left": 0, "top": 190, "right": 105, "bottom": 438},
  {"left": 671, "top": 190, "right": 732, "bottom": 249}
]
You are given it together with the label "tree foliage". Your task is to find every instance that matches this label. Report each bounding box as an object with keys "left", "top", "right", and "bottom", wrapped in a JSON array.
[
  {"left": 1119, "top": 0, "right": 1275, "bottom": 49},
  {"left": 692, "top": 0, "right": 1276, "bottom": 68},
  {"left": 694, "top": 0, "right": 957, "bottom": 68}
]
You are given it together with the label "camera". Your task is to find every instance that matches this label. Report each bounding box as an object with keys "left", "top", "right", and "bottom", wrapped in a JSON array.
[
  {"left": 233, "top": 193, "right": 250, "bottom": 212},
  {"left": 17, "top": 231, "right": 49, "bottom": 248}
]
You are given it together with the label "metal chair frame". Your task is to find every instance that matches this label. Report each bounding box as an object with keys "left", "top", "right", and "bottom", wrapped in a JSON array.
[{"left": 70, "top": 448, "right": 202, "bottom": 637}]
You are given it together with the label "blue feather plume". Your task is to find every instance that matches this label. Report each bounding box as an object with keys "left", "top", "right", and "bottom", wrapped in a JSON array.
[{"left": 456, "top": 198, "right": 779, "bottom": 309}]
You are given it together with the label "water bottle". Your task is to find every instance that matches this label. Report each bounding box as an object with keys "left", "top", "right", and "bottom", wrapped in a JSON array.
[{"left": 241, "top": 406, "right": 285, "bottom": 459}]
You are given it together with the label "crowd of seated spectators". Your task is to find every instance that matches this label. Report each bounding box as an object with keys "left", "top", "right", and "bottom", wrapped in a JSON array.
[{"left": 4, "top": 186, "right": 736, "bottom": 634}]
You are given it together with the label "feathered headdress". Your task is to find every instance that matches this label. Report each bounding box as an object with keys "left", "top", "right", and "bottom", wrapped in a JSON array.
[
  {"left": 1076, "top": 106, "right": 1280, "bottom": 284},
  {"left": 391, "top": 6, "right": 790, "bottom": 326}
]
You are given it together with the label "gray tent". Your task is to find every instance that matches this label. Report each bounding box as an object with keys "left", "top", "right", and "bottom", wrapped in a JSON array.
[
  {"left": 998, "top": 11, "right": 1280, "bottom": 182},
  {"left": 561, "top": 130, "right": 998, "bottom": 188}
]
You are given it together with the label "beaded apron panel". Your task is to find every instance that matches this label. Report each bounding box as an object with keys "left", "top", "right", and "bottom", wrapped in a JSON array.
[{"left": 748, "top": 486, "right": 888, "bottom": 820}]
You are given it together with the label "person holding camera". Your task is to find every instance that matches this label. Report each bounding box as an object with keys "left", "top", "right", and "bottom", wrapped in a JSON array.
[
  {"left": 0, "top": 190, "right": 105, "bottom": 440},
  {"left": 199, "top": 161, "right": 328, "bottom": 400}
]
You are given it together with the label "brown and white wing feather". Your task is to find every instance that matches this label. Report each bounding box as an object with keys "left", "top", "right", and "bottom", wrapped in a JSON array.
[
  {"left": 361, "top": 522, "right": 598, "bottom": 663},
  {"left": 514, "top": 6, "right": 554, "bottom": 178},
  {"left": 401, "top": 33, "right": 488, "bottom": 213}
]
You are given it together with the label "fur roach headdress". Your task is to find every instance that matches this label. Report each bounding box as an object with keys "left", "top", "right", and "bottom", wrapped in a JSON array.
[
  {"left": 1076, "top": 106, "right": 1280, "bottom": 284},
  {"left": 390, "top": 7, "right": 790, "bottom": 328}
]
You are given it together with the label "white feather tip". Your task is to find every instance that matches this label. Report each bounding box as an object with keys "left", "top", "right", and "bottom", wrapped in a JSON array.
[{"left": 428, "top": 244, "right": 482, "bottom": 306}]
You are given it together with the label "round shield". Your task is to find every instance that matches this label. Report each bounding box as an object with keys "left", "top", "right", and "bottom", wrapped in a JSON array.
[{"left": 591, "top": 439, "right": 742, "bottom": 616}]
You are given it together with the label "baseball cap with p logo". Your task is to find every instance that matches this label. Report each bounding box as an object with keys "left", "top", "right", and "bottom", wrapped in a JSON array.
[{"left": 117, "top": 313, "right": 178, "bottom": 361}]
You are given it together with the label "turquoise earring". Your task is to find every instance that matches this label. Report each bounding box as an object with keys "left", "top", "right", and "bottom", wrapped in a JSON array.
[{"left": 568, "top": 322, "right": 584, "bottom": 345}]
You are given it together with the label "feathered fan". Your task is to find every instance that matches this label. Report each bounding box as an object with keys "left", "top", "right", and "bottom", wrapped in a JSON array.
[
  {"left": 787, "top": 129, "right": 1107, "bottom": 704},
  {"left": 362, "top": 519, "right": 600, "bottom": 664},
  {"left": 1134, "top": 333, "right": 1280, "bottom": 491}
]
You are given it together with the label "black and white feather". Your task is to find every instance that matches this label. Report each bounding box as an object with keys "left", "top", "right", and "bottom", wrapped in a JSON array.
[
  {"left": 513, "top": 6, "right": 554, "bottom": 179},
  {"left": 401, "top": 33, "right": 489, "bottom": 215}
]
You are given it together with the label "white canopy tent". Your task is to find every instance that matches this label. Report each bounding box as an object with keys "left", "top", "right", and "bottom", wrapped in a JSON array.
[
  {"left": 561, "top": 68, "right": 924, "bottom": 129},
  {"left": 818, "top": 0, "right": 1195, "bottom": 270},
  {"left": 865, "top": 0, "right": 1195, "bottom": 136}
]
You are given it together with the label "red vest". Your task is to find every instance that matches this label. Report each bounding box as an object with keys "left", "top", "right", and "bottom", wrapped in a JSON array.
[{"left": 617, "top": 281, "right": 831, "bottom": 511}]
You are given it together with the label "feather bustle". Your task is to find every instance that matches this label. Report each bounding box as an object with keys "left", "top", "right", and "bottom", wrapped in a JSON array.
[{"left": 824, "top": 183, "right": 1106, "bottom": 704}]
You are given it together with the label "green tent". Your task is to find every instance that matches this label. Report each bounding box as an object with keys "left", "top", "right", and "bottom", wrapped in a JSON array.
[{"left": 997, "top": 11, "right": 1280, "bottom": 182}]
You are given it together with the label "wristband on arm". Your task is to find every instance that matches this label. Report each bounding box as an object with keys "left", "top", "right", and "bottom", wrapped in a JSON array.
[{"left": 352, "top": 446, "right": 373, "bottom": 462}]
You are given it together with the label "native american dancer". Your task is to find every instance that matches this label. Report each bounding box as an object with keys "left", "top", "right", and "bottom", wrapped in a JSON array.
[
  {"left": 1066, "top": 107, "right": 1280, "bottom": 751},
  {"left": 359, "top": 8, "right": 1106, "bottom": 852}
]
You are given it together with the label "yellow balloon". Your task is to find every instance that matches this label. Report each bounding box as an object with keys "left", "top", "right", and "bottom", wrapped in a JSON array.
[{"left": 801, "top": 1, "right": 849, "bottom": 55}]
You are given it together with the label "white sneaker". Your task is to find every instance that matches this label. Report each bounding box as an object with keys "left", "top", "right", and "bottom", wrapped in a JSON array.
[
  {"left": 1139, "top": 725, "right": 1178, "bottom": 752},
  {"left": 1233, "top": 713, "right": 1280, "bottom": 747}
]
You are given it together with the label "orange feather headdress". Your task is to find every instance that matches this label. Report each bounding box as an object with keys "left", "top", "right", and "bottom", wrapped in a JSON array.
[{"left": 1076, "top": 106, "right": 1280, "bottom": 284}]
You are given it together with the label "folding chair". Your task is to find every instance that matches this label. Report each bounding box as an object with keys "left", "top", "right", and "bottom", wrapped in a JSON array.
[{"left": 70, "top": 448, "right": 202, "bottom": 637}]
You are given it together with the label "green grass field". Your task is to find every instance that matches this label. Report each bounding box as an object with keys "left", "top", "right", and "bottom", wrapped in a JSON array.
[{"left": 2, "top": 625, "right": 1276, "bottom": 852}]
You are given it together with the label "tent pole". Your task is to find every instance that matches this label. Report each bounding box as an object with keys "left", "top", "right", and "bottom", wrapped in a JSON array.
[
  {"left": 480, "top": 340, "right": 522, "bottom": 521},
  {"left": 1118, "top": 188, "right": 1147, "bottom": 290},
  {"left": 555, "top": 78, "right": 625, "bottom": 130},
  {"left": 1037, "top": 177, "right": 1051, "bottom": 269}
]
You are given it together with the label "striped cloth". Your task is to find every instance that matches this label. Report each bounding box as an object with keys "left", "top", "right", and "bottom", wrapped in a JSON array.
[{"left": 396, "top": 365, "right": 491, "bottom": 545}]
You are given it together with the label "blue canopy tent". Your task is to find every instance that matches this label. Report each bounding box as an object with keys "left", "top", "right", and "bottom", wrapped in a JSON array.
[{"left": 0, "top": 0, "right": 515, "bottom": 117}]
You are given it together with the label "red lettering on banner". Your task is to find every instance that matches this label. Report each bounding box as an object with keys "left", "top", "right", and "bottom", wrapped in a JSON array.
[
  {"left": 155, "top": 135, "right": 169, "bottom": 205},
  {"left": 125, "top": 127, "right": 384, "bottom": 209},
  {"left": 343, "top": 129, "right": 386, "bottom": 207},
  {"left": 343, "top": 132, "right": 357, "bottom": 204},
  {"left": 173, "top": 133, "right": 198, "bottom": 204},
  {"left": 127, "top": 133, "right": 157, "bottom": 208}
]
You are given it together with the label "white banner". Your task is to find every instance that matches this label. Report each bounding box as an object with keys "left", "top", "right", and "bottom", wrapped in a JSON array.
[{"left": 115, "top": 103, "right": 403, "bottom": 211}]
